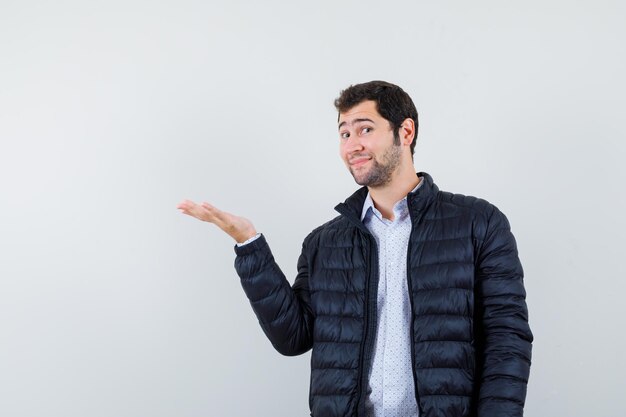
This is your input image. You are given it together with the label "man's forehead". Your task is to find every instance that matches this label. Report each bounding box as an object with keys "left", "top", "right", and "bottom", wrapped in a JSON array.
[{"left": 338, "top": 101, "right": 381, "bottom": 127}]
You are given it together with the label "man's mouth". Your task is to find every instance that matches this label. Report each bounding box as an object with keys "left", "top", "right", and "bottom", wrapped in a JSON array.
[{"left": 350, "top": 156, "right": 371, "bottom": 167}]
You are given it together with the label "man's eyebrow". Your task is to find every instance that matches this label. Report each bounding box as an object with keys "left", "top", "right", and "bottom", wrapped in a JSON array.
[{"left": 338, "top": 118, "right": 376, "bottom": 130}]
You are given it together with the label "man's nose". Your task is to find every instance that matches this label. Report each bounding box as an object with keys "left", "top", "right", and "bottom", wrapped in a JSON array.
[{"left": 344, "top": 134, "right": 364, "bottom": 153}]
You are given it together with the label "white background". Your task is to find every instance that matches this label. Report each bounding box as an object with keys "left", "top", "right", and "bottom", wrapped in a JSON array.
[{"left": 1, "top": 1, "right": 625, "bottom": 416}]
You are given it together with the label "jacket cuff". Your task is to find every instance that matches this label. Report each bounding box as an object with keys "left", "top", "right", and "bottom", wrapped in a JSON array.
[
  {"left": 236, "top": 233, "right": 262, "bottom": 247},
  {"left": 233, "top": 233, "right": 267, "bottom": 256}
]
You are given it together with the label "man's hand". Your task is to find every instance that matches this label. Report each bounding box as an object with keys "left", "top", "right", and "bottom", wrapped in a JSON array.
[{"left": 177, "top": 200, "right": 258, "bottom": 243}]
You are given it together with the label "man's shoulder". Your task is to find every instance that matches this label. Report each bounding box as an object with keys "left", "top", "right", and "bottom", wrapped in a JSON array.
[
  {"left": 415, "top": 172, "right": 501, "bottom": 219},
  {"left": 435, "top": 188, "right": 499, "bottom": 218},
  {"left": 433, "top": 188, "right": 515, "bottom": 239}
]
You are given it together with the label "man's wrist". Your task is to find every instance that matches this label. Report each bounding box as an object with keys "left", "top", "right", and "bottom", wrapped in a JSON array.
[{"left": 236, "top": 232, "right": 261, "bottom": 246}]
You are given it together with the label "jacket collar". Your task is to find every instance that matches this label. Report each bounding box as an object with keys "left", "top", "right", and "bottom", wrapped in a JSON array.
[{"left": 334, "top": 172, "right": 439, "bottom": 226}]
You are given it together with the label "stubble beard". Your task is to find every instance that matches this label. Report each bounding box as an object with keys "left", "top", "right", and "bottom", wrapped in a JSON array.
[{"left": 350, "top": 144, "right": 402, "bottom": 188}]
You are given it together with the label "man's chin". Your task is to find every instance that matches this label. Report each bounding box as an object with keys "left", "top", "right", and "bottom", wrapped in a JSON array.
[
  {"left": 350, "top": 170, "right": 391, "bottom": 188},
  {"left": 350, "top": 172, "right": 372, "bottom": 187},
  {"left": 349, "top": 169, "right": 367, "bottom": 185}
]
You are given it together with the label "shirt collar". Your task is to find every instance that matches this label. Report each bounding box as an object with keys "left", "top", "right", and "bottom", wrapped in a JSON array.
[{"left": 361, "top": 177, "right": 424, "bottom": 221}]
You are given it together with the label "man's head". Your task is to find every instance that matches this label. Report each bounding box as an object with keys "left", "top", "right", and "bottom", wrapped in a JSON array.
[
  {"left": 334, "top": 80, "right": 419, "bottom": 156},
  {"left": 335, "top": 81, "right": 418, "bottom": 188}
]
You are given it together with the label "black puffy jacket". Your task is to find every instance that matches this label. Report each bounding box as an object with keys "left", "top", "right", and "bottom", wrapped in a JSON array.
[{"left": 234, "top": 172, "right": 533, "bottom": 417}]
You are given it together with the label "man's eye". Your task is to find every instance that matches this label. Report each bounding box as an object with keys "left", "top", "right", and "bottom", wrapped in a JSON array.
[
  {"left": 340, "top": 132, "right": 350, "bottom": 139},
  {"left": 362, "top": 127, "right": 372, "bottom": 134}
]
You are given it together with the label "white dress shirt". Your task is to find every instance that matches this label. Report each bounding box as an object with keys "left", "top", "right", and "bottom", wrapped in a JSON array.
[{"left": 361, "top": 179, "right": 423, "bottom": 417}]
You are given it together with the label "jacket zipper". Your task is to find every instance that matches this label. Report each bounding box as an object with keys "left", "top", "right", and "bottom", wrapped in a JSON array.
[
  {"left": 405, "top": 237, "right": 422, "bottom": 414},
  {"left": 406, "top": 197, "right": 424, "bottom": 414},
  {"left": 354, "top": 233, "right": 379, "bottom": 417}
]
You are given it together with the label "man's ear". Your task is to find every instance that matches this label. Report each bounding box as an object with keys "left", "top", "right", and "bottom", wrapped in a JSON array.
[{"left": 399, "top": 118, "right": 416, "bottom": 146}]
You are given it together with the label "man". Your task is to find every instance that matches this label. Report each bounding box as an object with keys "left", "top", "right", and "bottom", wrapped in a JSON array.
[{"left": 177, "top": 81, "right": 533, "bottom": 417}]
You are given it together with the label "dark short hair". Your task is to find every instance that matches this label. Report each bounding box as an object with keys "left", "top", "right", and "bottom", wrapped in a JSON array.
[{"left": 334, "top": 80, "right": 419, "bottom": 156}]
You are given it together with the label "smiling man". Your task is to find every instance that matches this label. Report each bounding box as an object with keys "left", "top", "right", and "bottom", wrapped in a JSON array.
[{"left": 177, "top": 81, "right": 533, "bottom": 417}]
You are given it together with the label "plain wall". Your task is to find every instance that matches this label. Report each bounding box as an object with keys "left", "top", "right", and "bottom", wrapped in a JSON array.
[{"left": 1, "top": 1, "right": 625, "bottom": 416}]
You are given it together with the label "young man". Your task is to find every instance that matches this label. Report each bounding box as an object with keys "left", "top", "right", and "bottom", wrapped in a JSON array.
[{"left": 177, "top": 81, "right": 533, "bottom": 417}]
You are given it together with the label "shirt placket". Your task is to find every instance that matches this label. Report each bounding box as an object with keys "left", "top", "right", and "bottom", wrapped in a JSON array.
[{"left": 383, "top": 218, "right": 398, "bottom": 412}]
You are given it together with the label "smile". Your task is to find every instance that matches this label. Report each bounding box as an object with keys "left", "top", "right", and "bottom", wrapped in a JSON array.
[{"left": 350, "top": 157, "right": 371, "bottom": 167}]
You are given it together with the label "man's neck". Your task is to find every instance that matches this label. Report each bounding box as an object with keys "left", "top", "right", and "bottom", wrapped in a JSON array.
[{"left": 368, "top": 165, "right": 420, "bottom": 221}]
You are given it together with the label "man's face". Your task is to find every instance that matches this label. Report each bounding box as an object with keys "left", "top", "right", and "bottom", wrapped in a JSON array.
[{"left": 338, "top": 100, "right": 402, "bottom": 188}]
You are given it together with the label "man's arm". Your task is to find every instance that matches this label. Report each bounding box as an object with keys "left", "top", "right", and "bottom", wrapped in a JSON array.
[
  {"left": 234, "top": 234, "right": 314, "bottom": 356},
  {"left": 475, "top": 206, "right": 533, "bottom": 417},
  {"left": 177, "top": 199, "right": 314, "bottom": 356}
]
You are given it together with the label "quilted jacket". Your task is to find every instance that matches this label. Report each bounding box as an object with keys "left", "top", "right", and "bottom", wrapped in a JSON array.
[{"left": 233, "top": 172, "right": 533, "bottom": 417}]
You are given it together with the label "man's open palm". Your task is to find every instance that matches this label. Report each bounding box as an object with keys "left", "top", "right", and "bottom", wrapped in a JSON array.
[{"left": 177, "top": 200, "right": 257, "bottom": 243}]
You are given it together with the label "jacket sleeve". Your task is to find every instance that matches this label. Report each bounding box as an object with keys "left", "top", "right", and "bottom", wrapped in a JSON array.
[
  {"left": 475, "top": 206, "right": 533, "bottom": 417},
  {"left": 233, "top": 233, "right": 314, "bottom": 356}
]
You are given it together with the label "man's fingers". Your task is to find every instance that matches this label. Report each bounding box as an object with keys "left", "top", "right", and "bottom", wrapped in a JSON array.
[
  {"left": 177, "top": 199, "right": 196, "bottom": 211},
  {"left": 178, "top": 200, "right": 212, "bottom": 222},
  {"left": 177, "top": 203, "right": 198, "bottom": 219},
  {"left": 176, "top": 201, "right": 191, "bottom": 214},
  {"left": 201, "top": 202, "right": 225, "bottom": 220},
  {"left": 201, "top": 202, "right": 221, "bottom": 215}
]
